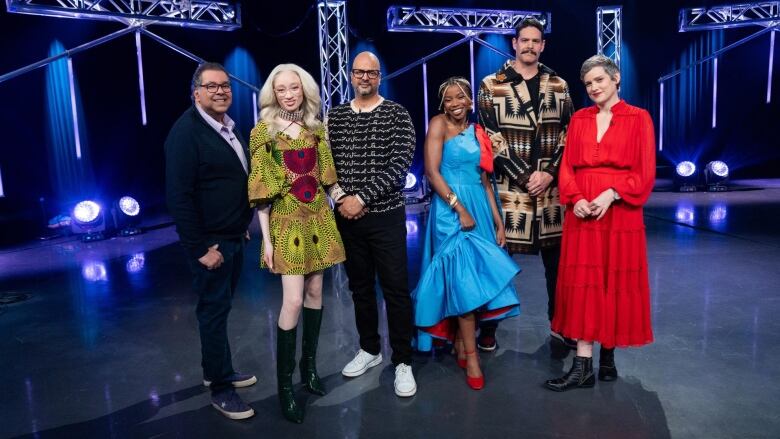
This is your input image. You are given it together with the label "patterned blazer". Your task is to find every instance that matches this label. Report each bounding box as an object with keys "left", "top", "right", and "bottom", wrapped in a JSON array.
[{"left": 478, "top": 61, "right": 574, "bottom": 254}]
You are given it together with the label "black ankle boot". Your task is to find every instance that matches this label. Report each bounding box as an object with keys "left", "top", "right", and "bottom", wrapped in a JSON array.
[
  {"left": 598, "top": 347, "right": 618, "bottom": 381},
  {"left": 545, "top": 356, "right": 595, "bottom": 392},
  {"left": 300, "top": 307, "right": 326, "bottom": 396},
  {"left": 277, "top": 326, "right": 303, "bottom": 423}
]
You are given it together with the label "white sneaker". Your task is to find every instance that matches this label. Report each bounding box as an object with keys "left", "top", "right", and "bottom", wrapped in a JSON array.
[
  {"left": 342, "top": 349, "right": 383, "bottom": 377},
  {"left": 394, "top": 363, "right": 417, "bottom": 397}
]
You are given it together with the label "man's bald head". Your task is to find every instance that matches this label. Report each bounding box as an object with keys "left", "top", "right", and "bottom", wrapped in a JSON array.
[
  {"left": 353, "top": 51, "right": 380, "bottom": 70},
  {"left": 351, "top": 51, "right": 382, "bottom": 99}
]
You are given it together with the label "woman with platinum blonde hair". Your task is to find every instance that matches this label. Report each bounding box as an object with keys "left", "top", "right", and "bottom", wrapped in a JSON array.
[
  {"left": 259, "top": 63, "right": 323, "bottom": 135},
  {"left": 248, "top": 63, "right": 345, "bottom": 423},
  {"left": 545, "top": 54, "right": 655, "bottom": 392}
]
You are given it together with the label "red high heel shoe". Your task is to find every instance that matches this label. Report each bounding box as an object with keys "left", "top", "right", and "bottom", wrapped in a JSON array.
[
  {"left": 454, "top": 338, "right": 467, "bottom": 369},
  {"left": 464, "top": 351, "right": 484, "bottom": 390}
]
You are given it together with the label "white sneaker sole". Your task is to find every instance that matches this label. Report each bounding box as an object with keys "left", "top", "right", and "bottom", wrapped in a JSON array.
[
  {"left": 211, "top": 403, "right": 255, "bottom": 420},
  {"left": 394, "top": 384, "right": 417, "bottom": 397},
  {"left": 341, "top": 353, "right": 383, "bottom": 377},
  {"left": 203, "top": 376, "right": 258, "bottom": 388}
]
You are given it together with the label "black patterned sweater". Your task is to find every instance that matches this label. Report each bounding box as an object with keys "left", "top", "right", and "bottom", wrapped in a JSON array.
[{"left": 326, "top": 99, "right": 416, "bottom": 213}]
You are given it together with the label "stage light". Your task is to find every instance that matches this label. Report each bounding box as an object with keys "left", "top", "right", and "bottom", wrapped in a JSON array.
[
  {"left": 71, "top": 200, "right": 106, "bottom": 241},
  {"left": 676, "top": 161, "right": 696, "bottom": 177},
  {"left": 405, "top": 173, "right": 418, "bottom": 190},
  {"left": 403, "top": 172, "right": 428, "bottom": 205},
  {"left": 705, "top": 161, "right": 729, "bottom": 191},
  {"left": 113, "top": 196, "right": 142, "bottom": 236},
  {"left": 675, "top": 161, "right": 698, "bottom": 192}
]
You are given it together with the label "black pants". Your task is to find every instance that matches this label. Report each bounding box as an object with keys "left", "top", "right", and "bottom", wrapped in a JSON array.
[
  {"left": 186, "top": 237, "right": 245, "bottom": 392},
  {"left": 481, "top": 244, "right": 561, "bottom": 330},
  {"left": 337, "top": 207, "right": 413, "bottom": 365}
]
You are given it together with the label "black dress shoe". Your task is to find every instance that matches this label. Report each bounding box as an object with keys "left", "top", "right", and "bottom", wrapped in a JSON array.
[
  {"left": 545, "top": 356, "right": 595, "bottom": 392},
  {"left": 598, "top": 347, "right": 618, "bottom": 382}
]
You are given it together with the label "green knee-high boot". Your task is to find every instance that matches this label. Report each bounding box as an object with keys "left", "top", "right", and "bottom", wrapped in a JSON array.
[
  {"left": 300, "top": 307, "right": 326, "bottom": 396},
  {"left": 277, "top": 326, "right": 303, "bottom": 423}
]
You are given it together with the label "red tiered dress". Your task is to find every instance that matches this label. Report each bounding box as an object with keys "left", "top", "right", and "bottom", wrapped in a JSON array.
[{"left": 551, "top": 100, "right": 655, "bottom": 348}]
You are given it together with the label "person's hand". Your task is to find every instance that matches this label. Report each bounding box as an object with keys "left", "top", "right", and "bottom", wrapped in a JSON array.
[
  {"left": 589, "top": 189, "right": 615, "bottom": 220},
  {"left": 245, "top": 230, "right": 251, "bottom": 241},
  {"left": 262, "top": 241, "right": 274, "bottom": 271},
  {"left": 527, "top": 171, "right": 554, "bottom": 197},
  {"left": 198, "top": 244, "right": 223, "bottom": 270},
  {"left": 458, "top": 209, "right": 476, "bottom": 231},
  {"left": 495, "top": 223, "right": 506, "bottom": 246},
  {"left": 572, "top": 199, "right": 592, "bottom": 219},
  {"left": 338, "top": 195, "right": 364, "bottom": 219}
]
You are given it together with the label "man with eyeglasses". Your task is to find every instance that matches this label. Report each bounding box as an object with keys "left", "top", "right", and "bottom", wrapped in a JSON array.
[
  {"left": 164, "top": 62, "right": 255, "bottom": 420},
  {"left": 326, "top": 51, "right": 417, "bottom": 397}
]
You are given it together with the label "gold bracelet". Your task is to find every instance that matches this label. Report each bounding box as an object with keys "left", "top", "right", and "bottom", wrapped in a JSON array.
[{"left": 446, "top": 192, "right": 458, "bottom": 208}]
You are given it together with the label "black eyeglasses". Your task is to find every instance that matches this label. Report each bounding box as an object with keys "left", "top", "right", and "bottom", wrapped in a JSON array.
[
  {"left": 351, "top": 69, "right": 380, "bottom": 79},
  {"left": 200, "top": 82, "right": 232, "bottom": 93}
]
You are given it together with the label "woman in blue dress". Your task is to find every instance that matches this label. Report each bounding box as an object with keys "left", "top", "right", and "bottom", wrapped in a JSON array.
[{"left": 412, "top": 77, "right": 521, "bottom": 390}]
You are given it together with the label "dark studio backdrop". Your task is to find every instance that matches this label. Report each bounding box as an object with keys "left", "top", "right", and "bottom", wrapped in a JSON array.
[{"left": 0, "top": 0, "right": 778, "bottom": 246}]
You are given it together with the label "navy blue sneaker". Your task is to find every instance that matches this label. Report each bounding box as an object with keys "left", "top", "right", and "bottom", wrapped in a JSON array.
[
  {"left": 211, "top": 389, "right": 255, "bottom": 420},
  {"left": 203, "top": 373, "right": 257, "bottom": 388}
]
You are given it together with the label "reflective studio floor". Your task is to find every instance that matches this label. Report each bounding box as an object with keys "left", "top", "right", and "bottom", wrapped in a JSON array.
[{"left": 1, "top": 180, "right": 779, "bottom": 439}]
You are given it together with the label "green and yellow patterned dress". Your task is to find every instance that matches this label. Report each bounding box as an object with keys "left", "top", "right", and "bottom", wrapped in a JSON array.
[{"left": 248, "top": 121, "right": 345, "bottom": 275}]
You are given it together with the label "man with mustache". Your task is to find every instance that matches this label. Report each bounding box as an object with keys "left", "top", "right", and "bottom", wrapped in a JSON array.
[{"left": 477, "top": 18, "right": 575, "bottom": 351}]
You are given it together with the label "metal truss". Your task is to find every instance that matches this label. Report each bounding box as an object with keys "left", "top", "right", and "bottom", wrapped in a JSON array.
[
  {"left": 5, "top": 0, "right": 241, "bottom": 30},
  {"left": 387, "top": 6, "right": 551, "bottom": 35},
  {"left": 597, "top": 6, "right": 622, "bottom": 69},
  {"left": 679, "top": 2, "right": 779, "bottom": 31},
  {"left": 317, "top": 1, "right": 350, "bottom": 113}
]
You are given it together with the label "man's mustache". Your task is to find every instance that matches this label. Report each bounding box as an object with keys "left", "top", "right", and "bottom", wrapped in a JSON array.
[{"left": 521, "top": 50, "right": 537, "bottom": 55}]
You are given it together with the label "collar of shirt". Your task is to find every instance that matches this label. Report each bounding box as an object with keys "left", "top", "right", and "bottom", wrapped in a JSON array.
[
  {"left": 349, "top": 96, "right": 385, "bottom": 113},
  {"left": 195, "top": 103, "right": 235, "bottom": 137}
]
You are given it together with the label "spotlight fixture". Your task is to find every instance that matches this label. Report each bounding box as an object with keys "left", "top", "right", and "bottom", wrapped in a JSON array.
[
  {"left": 112, "top": 196, "right": 142, "bottom": 236},
  {"left": 704, "top": 161, "right": 729, "bottom": 192},
  {"left": 71, "top": 200, "right": 106, "bottom": 242},
  {"left": 675, "top": 161, "right": 697, "bottom": 192},
  {"left": 404, "top": 173, "right": 418, "bottom": 190},
  {"left": 402, "top": 172, "right": 428, "bottom": 204}
]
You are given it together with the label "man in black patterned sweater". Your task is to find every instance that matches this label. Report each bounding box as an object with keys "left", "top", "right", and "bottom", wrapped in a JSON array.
[{"left": 326, "top": 51, "right": 417, "bottom": 397}]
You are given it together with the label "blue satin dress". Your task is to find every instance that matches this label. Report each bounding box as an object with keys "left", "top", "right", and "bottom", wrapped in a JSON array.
[{"left": 412, "top": 125, "right": 521, "bottom": 351}]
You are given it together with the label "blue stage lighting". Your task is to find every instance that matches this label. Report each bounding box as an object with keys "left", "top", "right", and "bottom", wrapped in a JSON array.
[
  {"left": 73, "top": 200, "right": 101, "bottom": 223},
  {"left": 405, "top": 173, "right": 418, "bottom": 190},
  {"left": 708, "top": 161, "right": 729, "bottom": 178},
  {"left": 705, "top": 161, "right": 729, "bottom": 191},
  {"left": 82, "top": 261, "right": 107, "bottom": 282},
  {"left": 676, "top": 161, "right": 696, "bottom": 177},
  {"left": 118, "top": 196, "right": 140, "bottom": 217},
  {"left": 113, "top": 196, "right": 143, "bottom": 236},
  {"left": 675, "top": 161, "right": 698, "bottom": 192},
  {"left": 126, "top": 253, "right": 146, "bottom": 274},
  {"left": 72, "top": 200, "right": 106, "bottom": 241}
]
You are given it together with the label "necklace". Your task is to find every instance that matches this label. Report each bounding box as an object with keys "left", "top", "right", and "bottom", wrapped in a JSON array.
[{"left": 279, "top": 108, "right": 303, "bottom": 122}]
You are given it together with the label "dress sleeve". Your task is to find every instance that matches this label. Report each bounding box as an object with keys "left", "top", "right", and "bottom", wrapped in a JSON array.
[
  {"left": 612, "top": 110, "right": 656, "bottom": 207},
  {"left": 315, "top": 125, "right": 338, "bottom": 187},
  {"left": 558, "top": 117, "right": 585, "bottom": 206},
  {"left": 248, "top": 121, "right": 287, "bottom": 207}
]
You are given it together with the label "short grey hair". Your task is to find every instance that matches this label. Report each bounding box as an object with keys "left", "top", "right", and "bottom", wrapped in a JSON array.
[{"left": 580, "top": 55, "right": 620, "bottom": 87}]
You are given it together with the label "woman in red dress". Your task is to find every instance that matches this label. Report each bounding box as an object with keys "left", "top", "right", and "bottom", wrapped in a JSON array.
[{"left": 545, "top": 55, "right": 655, "bottom": 392}]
